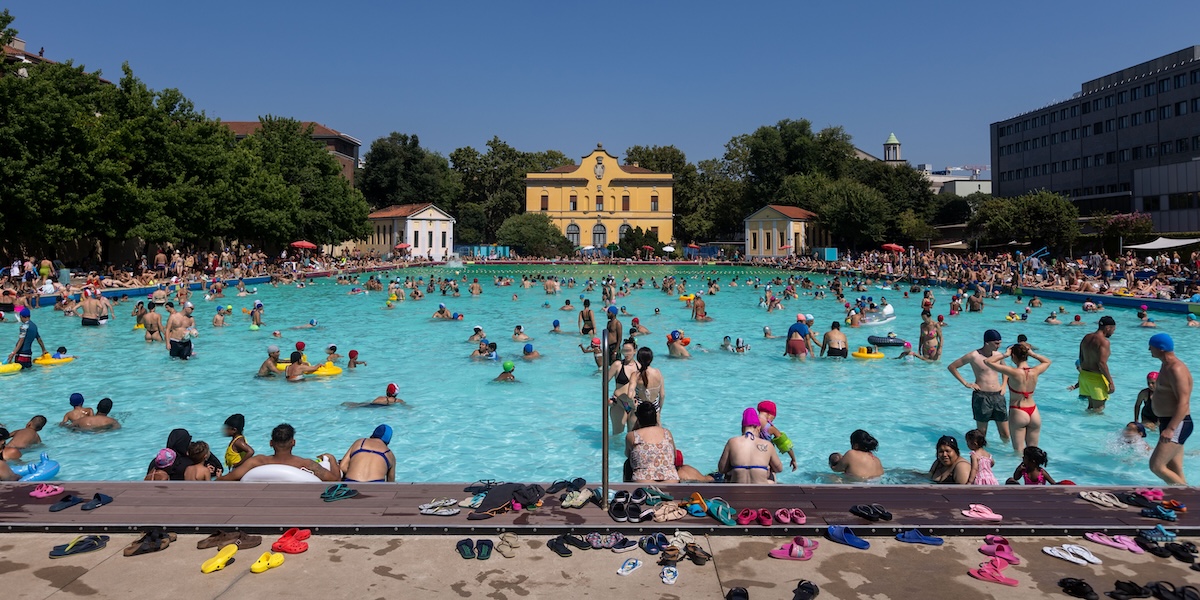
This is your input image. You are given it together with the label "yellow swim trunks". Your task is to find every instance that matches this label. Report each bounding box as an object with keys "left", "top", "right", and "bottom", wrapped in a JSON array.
[{"left": 1078, "top": 370, "right": 1110, "bottom": 402}]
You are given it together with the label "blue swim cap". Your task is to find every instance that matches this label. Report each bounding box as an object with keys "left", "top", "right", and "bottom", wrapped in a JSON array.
[
  {"left": 69, "top": 393, "right": 84, "bottom": 406},
  {"left": 18, "top": 307, "right": 30, "bottom": 318},
  {"left": 371, "top": 424, "right": 393, "bottom": 445},
  {"left": 1149, "top": 332, "right": 1175, "bottom": 352},
  {"left": 524, "top": 343, "right": 533, "bottom": 354},
  {"left": 579, "top": 294, "right": 585, "bottom": 300},
  {"left": 480, "top": 338, "right": 489, "bottom": 345},
  {"left": 553, "top": 319, "right": 560, "bottom": 327},
  {"left": 607, "top": 306, "right": 618, "bottom": 315},
  {"left": 621, "top": 306, "right": 626, "bottom": 311},
  {"left": 452, "top": 312, "right": 459, "bottom": 319},
  {"left": 309, "top": 319, "right": 317, "bottom": 326}
]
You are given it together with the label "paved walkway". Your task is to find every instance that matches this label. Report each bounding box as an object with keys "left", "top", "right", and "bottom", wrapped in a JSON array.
[{"left": 1, "top": 532, "right": 1194, "bottom": 600}]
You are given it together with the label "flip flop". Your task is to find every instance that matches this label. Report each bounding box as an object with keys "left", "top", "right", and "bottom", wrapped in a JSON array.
[
  {"left": 827, "top": 525, "right": 869, "bottom": 549},
  {"left": 794, "top": 580, "right": 820, "bottom": 600},
  {"left": 49, "top": 495, "right": 86, "bottom": 512},
  {"left": 768, "top": 542, "right": 812, "bottom": 561},
  {"left": 250, "top": 551, "right": 284, "bottom": 573},
  {"left": 684, "top": 542, "right": 713, "bottom": 566},
  {"left": 200, "top": 544, "right": 238, "bottom": 573},
  {"left": 1098, "top": 492, "right": 1128, "bottom": 509},
  {"left": 660, "top": 565, "right": 678, "bottom": 585},
  {"left": 1117, "top": 492, "right": 1156, "bottom": 508},
  {"left": 1165, "top": 542, "right": 1196, "bottom": 564},
  {"left": 496, "top": 533, "right": 519, "bottom": 558},
  {"left": 850, "top": 504, "right": 880, "bottom": 521},
  {"left": 476, "top": 539, "right": 493, "bottom": 560},
  {"left": 707, "top": 497, "right": 736, "bottom": 526},
  {"left": 980, "top": 543, "right": 1021, "bottom": 564},
  {"left": 1043, "top": 545, "right": 1087, "bottom": 565},
  {"left": 961, "top": 504, "right": 1002, "bottom": 521},
  {"left": 984, "top": 534, "right": 1010, "bottom": 546},
  {"left": 616, "top": 557, "right": 642, "bottom": 576},
  {"left": 612, "top": 538, "right": 638, "bottom": 553},
  {"left": 1149, "top": 582, "right": 1183, "bottom": 600},
  {"left": 790, "top": 508, "right": 807, "bottom": 524},
  {"left": 969, "top": 565, "right": 1018, "bottom": 587},
  {"left": 30, "top": 484, "right": 64, "bottom": 499},
  {"left": 735, "top": 508, "right": 758, "bottom": 525},
  {"left": 1112, "top": 535, "right": 1144, "bottom": 554},
  {"left": 774, "top": 508, "right": 792, "bottom": 524},
  {"left": 322, "top": 484, "right": 358, "bottom": 502},
  {"left": 456, "top": 538, "right": 476, "bottom": 559},
  {"left": 792, "top": 536, "right": 820, "bottom": 550},
  {"left": 1084, "top": 532, "right": 1128, "bottom": 550},
  {"left": 686, "top": 492, "right": 707, "bottom": 512},
  {"left": 459, "top": 493, "right": 486, "bottom": 508},
  {"left": 421, "top": 506, "right": 461, "bottom": 517},
  {"left": 1112, "top": 581, "right": 1152, "bottom": 598},
  {"left": 547, "top": 536, "right": 572, "bottom": 557},
  {"left": 1079, "top": 490, "right": 1115, "bottom": 508},
  {"left": 418, "top": 498, "right": 458, "bottom": 510},
  {"left": 49, "top": 535, "right": 109, "bottom": 558},
  {"left": 895, "top": 529, "right": 943, "bottom": 545},
  {"left": 1136, "top": 487, "right": 1164, "bottom": 501},
  {"left": 1061, "top": 544, "right": 1102, "bottom": 564},
  {"left": 643, "top": 486, "right": 673, "bottom": 504},
  {"left": 870, "top": 503, "right": 893, "bottom": 520},
  {"left": 756, "top": 507, "right": 773, "bottom": 526},
  {"left": 81, "top": 493, "right": 113, "bottom": 511},
  {"left": 562, "top": 534, "right": 590, "bottom": 550},
  {"left": 1058, "top": 577, "right": 1099, "bottom": 600},
  {"left": 545, "top": 480, "right": 571, "bottom": 494}
]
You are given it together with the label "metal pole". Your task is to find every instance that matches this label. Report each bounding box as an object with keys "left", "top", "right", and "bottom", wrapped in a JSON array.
[{"left": 600, "top": 335, "right": 610, "bottom": 511}]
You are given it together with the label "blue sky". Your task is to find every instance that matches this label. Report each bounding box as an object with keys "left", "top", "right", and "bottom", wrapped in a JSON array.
[{"left": 7, "top": 1, "right": 1200, "bottom": 177}]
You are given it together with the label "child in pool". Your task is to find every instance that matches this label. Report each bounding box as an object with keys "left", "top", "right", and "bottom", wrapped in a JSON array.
[
  {"left": 1133, "top": 372, "right": 1159, "bottom": 430},
  {"left": 965, "top": 430, "right": 998, "bottom": 485},
  {"left": 1006, "top": 446, "right": 1057, "bottom": 485},
  {"left": 184, "top": 441, "right": 215, "bottom": 481},
  {"left": 222, "top": 413, "right": 254, "bottom": 469},
  {"left": 347, "top": 350, "right": 366, "bottom": 369},
  {"left": 51, "top": 346, "right": 72, "bottom": 360},
  {"left": 1123, "top": 422, "right": 1151, "bottom": 452}
]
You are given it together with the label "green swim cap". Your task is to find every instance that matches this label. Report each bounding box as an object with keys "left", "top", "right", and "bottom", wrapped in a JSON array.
[{"left": 502, "top": 361, "right": 515, "bottom": 372}]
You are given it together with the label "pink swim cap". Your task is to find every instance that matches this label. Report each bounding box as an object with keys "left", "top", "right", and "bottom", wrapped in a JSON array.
[
  {"left": 591, "top": 337, "right": 601, "bottom": 346},
  {"left": 904, "top": 342, "right": 912, "bottom": 348},
  {"left": 741, "top": 407, "right": 761, "bottom": 428},
  {"left": 1148, "top": 372, "right": 1159, "bottom": 380}
]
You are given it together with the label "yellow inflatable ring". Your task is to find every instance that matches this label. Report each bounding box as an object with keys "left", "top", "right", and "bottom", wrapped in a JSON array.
[
  {"left": 34, "top": 354, "right": 74, "bottom": 366},
  {"left": 134, "top": 323, "right": 145, "bottom": 330},
  {"left": 678, "top": 294, "right": 695, "bottom": 301},
  {"left": 851, "top": 346, "right": 884, "bottom": 359},
  {"left": 310, "top": 362, "right": 343, "bottom": 377},
  {"left": 0, "top": 363, "right": 21, "bottom": 375}
]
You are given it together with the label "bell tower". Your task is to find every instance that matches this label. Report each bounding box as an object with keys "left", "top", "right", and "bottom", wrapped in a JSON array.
[{"left": 883, "top": 133, "right": 902, "bottom": 164}]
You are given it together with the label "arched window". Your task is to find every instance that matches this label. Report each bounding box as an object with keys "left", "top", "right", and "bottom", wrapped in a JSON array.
[
  {"left": 592, "top": 224, "right": 606, "bottom": 248},
  {"left": 566, "top": 224, "right": 580, "bottom": 247},
  {"left": 618, "top": 224, "right": 631, "bottom": 241}
]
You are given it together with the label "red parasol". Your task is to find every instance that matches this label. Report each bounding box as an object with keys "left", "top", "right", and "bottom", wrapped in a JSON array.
[
  {"left": 881, "top": 243, "right": 905, "bottom": 252},
  {"left": 779, "top": 245, "right": 792, "bottom": 249},
  {"left": 290, "top": 240, "right": 317, "bottom": 249},
  {"left": 642, "top": 245, "right": 655, "bottom": 250},
  {"left": 394, "top": 243, "right": 411, "bottom": 249},
  {"left": 687, "top": 243, "right": 700, "bottom": 249}
]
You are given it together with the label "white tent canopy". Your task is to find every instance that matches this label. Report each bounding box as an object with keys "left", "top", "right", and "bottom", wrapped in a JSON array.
[
  {"left": 1124, "top": 236, "right": 1200, "bottom": 250},
  {"left": 930, "top": 240, "right": 969, "bottom": 250}
]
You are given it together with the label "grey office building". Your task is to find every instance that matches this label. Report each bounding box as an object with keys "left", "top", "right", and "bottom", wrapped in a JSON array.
[{"left": 991, "top": 47, "right": 1200, "bottom": 230}]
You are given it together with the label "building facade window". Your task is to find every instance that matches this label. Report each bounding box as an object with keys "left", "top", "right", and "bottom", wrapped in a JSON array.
[
  {"left": 1132, "top": 87, "right": 1142, "bottom": 100},
  {"left": 1132, "top": 112, "right": 1142, "bottom": 126},
  {"left": 413, "top": 230, "right": 419, "bottom": 247},
  {"left": 595, "top": 196, "right": 603, "bottom": 211},
  {"left": 751, "top": 232, "right": 758, "bottom": 250},
  {"left": 1175, "top": 74, "right": 1188, "bottom": 89},
  {"left": 618, "top": 224, "right": 631, "bottom": 241},
  {"left": 569, "top": 195, "right": 577, "bottom": 211},
  {"left": 592, "top": 224, "right": 606, "bottom": 248},
  {"left": 1159, "top": 79, "right": 1171, "bottom": 93},
  {"left": 1147, "top": 144, "right": 1158, "bottom": 157},
  {"left": 441, "top": 231, "right": 447, "bottom": 248},
  {"left": 649, "top": 226, "right": 659, "bottom": 240},
  {"left": 1132, "top": 146, "right": 1143, "bottom": 160},
  {"left": 1145, "top": 195, "right": 1161, "bottom": 211},
  {"left": 1176, "top": 101, "right": 1188, "bottom": 116},
  {"left": 1118, "top": 90, "right": 1128, "bottom": 104},
  {"left": 565, "top": 224, "right": 580, "bottom": 246},
  {"left": 650, "top": 195, "right": 658, "bottom": 211},
  {"left": 621, "top": 195, "right": 630, "bottom": 211},
  {"left": 428, "top": 231, "right": 433, "bottom": 248},
  {"left": 540, "top": 195, "right": 549, "bottom": 211},
  {"left": 1118, "top": 116, "right": 1128, "bottom": 129}
]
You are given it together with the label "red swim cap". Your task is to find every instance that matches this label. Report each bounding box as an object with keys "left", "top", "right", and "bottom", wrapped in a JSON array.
[
  {"left": 757, "top": 400, "right": 777, "bottom": 417},
  {"left": 349, "top": 350, "right": 358, "bottom": 359},
  {"left": 296, "top": 341, "right": 306, "bottom": 351},
  {"left": 386, "top": 382, "right": 398, "bottom": 396},
  {"left": 674, "top": 450, "right": 684, "bottom": 468}
]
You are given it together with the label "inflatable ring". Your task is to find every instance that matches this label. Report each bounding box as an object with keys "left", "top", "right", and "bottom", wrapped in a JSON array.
[
  {"left": 851, "top": 346, "right": 884, "bottom": 359},
  {"left": 13, "top": 452, "right": 61, "bottom": 482},
  {"left": 134, "top": 324, "right": 145, "bottom": 330},
  {"left": 0, "top": 363, "right": 21, "bottom": 376},
  {"left": 310, "top": 362, "right": 343, "bottom": 377},
  {"left": 867, "top": 336, "right": 906, "bottom": 347},
  {"left": 33, "top": 354, "right": 74, "bottom": 366},
  {"left": 678, "top": 294, "right": 695, "bottom": 301},
  {"left": 240, "top": 464, "right": 321, "bottom": 483}
]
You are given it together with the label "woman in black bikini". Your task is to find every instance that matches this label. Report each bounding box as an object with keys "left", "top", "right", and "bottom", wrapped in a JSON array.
[
  {"left": 928, "top": 436, "right": 971, "bottom": 484},
  {"left": 607, "top": 341, "right": 639, "bottom": 435}
]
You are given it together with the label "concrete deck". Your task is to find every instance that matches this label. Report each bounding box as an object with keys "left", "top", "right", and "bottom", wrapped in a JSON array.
[{"left": 1, "top": 532, "right": 1194, "bottom": 600}]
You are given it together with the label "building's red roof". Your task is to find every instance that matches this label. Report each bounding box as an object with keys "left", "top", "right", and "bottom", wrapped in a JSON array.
[
  {"left": 619, "top": 164, "right": 655, "bottom": 174},
  {"left": 369, "top": 203, "right": 433, "bottom": 219},
  {"left": 221, "top": 121, "right": 357, "bottom": 143},
  {"left": 768, "top": 205, "right": 818, "bottom": 220},
  {"left": 543, "top": 165, "right": 578, "bottom": 173}
]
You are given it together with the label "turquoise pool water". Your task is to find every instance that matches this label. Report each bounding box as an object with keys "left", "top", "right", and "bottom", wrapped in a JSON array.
[{"left": 2, "top": 265, "right": 1194, "bottom": 485}]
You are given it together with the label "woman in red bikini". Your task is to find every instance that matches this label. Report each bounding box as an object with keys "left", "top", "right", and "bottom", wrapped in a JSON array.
[{"left": 985, "top": 342, "right": 1052, "bottom": 454}]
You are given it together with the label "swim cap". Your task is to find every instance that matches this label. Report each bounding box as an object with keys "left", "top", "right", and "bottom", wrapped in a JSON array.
[
  {"left": 371, "top": 424, "right": 393, "bottom": 445},
  {"left": 327, "top": 344, "right": 337, "bottom": 352},
  {"left": 757, "top": 400, "right": 777, "bottom": 417},
  {"left": 523, "top": 343, "right": 533, "bottom": 354},
  {"left": 579, "top": 294, "right": 584, "bottom": 300},
  {"left": 226, "top": 305, "right": 232, "bottom": 312},
  {"left": 155, "top": 448, "right": 177, "bottom": 469},
  {"left": 349, "top": 350, "right": 358, "bottom": 359},
  {"left": 296, "top": 341, "right": 306, "bottom": 351},
  {"left": 796, "top": 313, "right": 806, "bottom": 322},
  {"left": 1074, "top": 315, "right": 1081, "bottom": 321},
  {"left": 18, "top": 307, "right": 29, "bottom": 318},
  {"left": 1148, "top": 371, "right": 1160, "bottom": 380},
  {"left": 1190, "top": 315, "right": 1196, "bottom": 320},
  {"left": 69, "top": 393, "right": 84, "bottom": 406},
  {"left": 670, "top": 330, "right": 682, "bottom": 341},
  {"left": 591, "top": 337, "right": 600, "bottom": 346},
  {"left": 310, "top": 319, "right": 318, "bottom": 326},
  {"left": 503, "top": 361, "right": 515, "bottom": 372},
  {"left": 903, "top": 341, "right": 912, "bottom": 348},
  {"left": 386, "top": 382, "right": 398, "bottom": 396},
  {"left": 742, "top": 407, "right": 761, "bottom": 428},
  {"left": 621, "top": 306, "right": 626, "bottom": 311},
  {"left": 1149, "top": 332, "right": 1175, "bottom": 352},
  {"left": 480, "top": 338, "right": 490, "bottom": 345},
  {"left": 184, "top": 301, "right": 194, "bottom": 309},
  {"left": 607, "top": 306, "right": 618, "bottom": 315},
  {"left": 452, "top": 312, "right": 459, "bottom": 319},
  {"left": 224, "top": 413, "right": 245, "bottom": 432},
  {"left": 805, "top": 314, "right": 814, "bottom": 323},
  {"left": 267, "top": 345, "right": 280, "bottom": 354},
  {"left": 552, "top": 320, "right": 560, "bottom": 327},
  {"left": 983, "top": 329, "right": 1002, "bottom": 343},
  {"left": 632, "top": 317, "right": 639, "bottom": 324},
  {"left": 1141, "top": 305, "right": 1148, "bottom": 311}
]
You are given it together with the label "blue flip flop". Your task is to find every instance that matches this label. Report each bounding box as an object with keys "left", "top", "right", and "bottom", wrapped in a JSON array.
[
  {"left": 81, "top": 493, "right": 113, "bottom": 511},
  {"left": 895, "top": 529, "right": 943, "bottom": 546},
  {"left": 49, "top": 495, "right": 86, "bottom": 512},
  {"left": 827, "top": 525, "right": 870, "bottom": 549}
]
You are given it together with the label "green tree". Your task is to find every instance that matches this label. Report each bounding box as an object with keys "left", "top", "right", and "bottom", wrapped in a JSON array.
[
  {"left": 895, "top": 209, "right": 936, "bottom": 243},
  {"left": 614, "top": 226, "right": 662, "bottom": 258},
  {"left": 450, "top": 137, "right": 571, "bottom": 242},
  {"left": 931, "top": 193, "right": 972, "bottom": 225},
  {"left": 811, "top": 178, "right": 888, "bottom": 249},
  {"left": 358, "top": 133, "right": 460, "bottom": 210},
  {"left": 968, "top": 191, "right": 1079, "bottom": 251},
  {"left": 496, "top": 212, "right": 572, "bottom": 257}
]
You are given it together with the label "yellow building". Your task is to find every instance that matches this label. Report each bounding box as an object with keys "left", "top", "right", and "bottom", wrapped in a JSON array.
[
  {"left": 743, "top": 205, "right": 830, "bottom": 258},
  {"left": 525, "top": 144, "right": 673, "bottom": 247}
]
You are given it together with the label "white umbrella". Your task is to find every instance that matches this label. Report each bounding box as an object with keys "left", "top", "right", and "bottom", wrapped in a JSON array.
[
  {"left": 662, "top": 245, "right": 675, "bottom": 252},
  {"left": 583, "top": 245, "right": 595, "bottom": 250}
]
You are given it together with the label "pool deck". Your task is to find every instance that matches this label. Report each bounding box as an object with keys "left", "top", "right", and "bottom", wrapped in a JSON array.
[{"left": 1, "top": 482, "right": 1193, "bottom": 537}]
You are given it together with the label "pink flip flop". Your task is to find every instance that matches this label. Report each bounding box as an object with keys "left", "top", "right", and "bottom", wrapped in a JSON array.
[
  {"left": 767, "top": 542, "right": 812, "bottom": 561},
  {"left": 984, "top": 534, "right": 1010, "bottom": 546},
  {"left": 735, "top": 508, "right": 758, "bottom": 526},
  {"left": 979, "top": 544, "right": 1021, "bottom": 565},
  {"left": 1085, "top": 532, "right": 1128, "bottom": 550},
  {"left": 979, "top": 557, "right": 1009, "bottom": 572},
  {"left": 774, "top": 509, "right": 791, "bottom": 524},
  {"left": 792, "top": 536, "right": 820, "bottom": 550},
  {"left": 1111, "top": 535, "right": 1144, "bottom": 554},
  {"left": 30, "top": 484, "right": 64, "bottom": 498},
  {"left": 969, "top": 565, "right": 1018, "bottom": 587},
  {"left": 961, "top": 504, "right": 1003, "bottom": 521},
  {"left": 1137, "top": 488, "right": 1164, "bottom": 501},
  {"left": 790, "top": 508, "right": 807, "bottom": 524}
]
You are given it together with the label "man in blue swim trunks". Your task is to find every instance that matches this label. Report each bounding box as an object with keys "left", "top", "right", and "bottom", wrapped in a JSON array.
[
  {"left": 7, "top": 308, "right": 47, "bottom": 369},
  {"left": 1148, "top": 332, "right": 1192, "bottom": 485},
  {"left": 338, "top": 424, "right": 395, "bottom": 483}
]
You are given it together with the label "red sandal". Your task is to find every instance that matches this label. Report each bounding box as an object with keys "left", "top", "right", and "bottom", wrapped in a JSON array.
[{"left": 271, "top": 528, "right": 311, "bottom": 554}]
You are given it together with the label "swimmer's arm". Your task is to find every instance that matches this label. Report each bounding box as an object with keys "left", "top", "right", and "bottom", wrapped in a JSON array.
[
  {"left": 967, "top": 453, "right": 980, "bottom": 484},
  {"left": 1041, "top": 468, "right": 1057, "bottom": 485},
  {"left": 338, "top": 446, "right": 354, "bottom": 474},
  {"left": 312, "top": 454, "right": 340, "bottom": 482},
  {"left": 233, "top": 437, "right": 254, "bottom": 459},
  {"left": 946, "top": 354, "right": 976, "bottom": 388},
  {"left": 716, "top": 445, "right": 732, "bottom": 475},
  {"left": 217, "top": 455, "right": 264, "bottom": 481},
  {"left": 769, "top": 447, "right": 783, "bottom": 474}
]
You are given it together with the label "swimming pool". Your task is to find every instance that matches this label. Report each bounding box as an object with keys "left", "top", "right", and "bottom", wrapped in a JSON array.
[{"left": 2, "top": 265, "right": 1193, "bottom": 485}]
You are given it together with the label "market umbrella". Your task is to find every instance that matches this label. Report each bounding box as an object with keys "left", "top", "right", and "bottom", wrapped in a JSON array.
[
  {"left": 881, "top": 243, "right": 904, "bottom": 252},
  {"left": 583, "top": 245, "right": 595, "bottom": 250},
  {"left": 661, "top": 245, "right": 675, "bottom": 252},
  {"left": 779, "top": 245, "right": 792, "bottom": 249},
  {"left": 290, "top": 240, "right": 317, "bottom": 249},
  {"left": 687, "top": 243, "right": 700, "bottom": 249},
  {"left": 642, "top": 245, "right": 655, "bottom": 250},
  {"left": 394, "top": 243, "right": 410, "bottom": 249}
]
